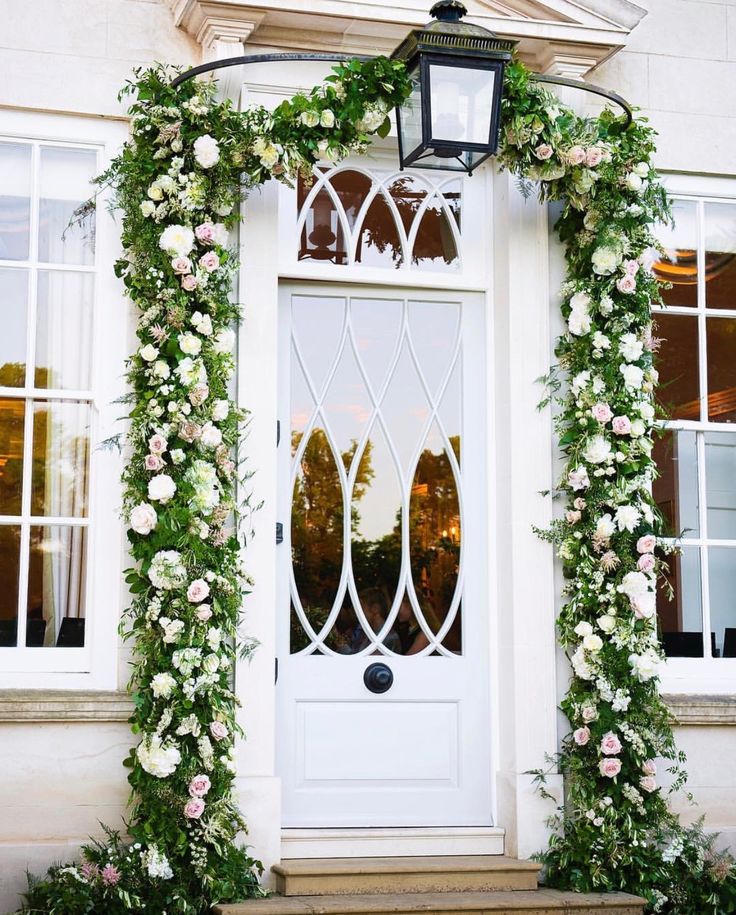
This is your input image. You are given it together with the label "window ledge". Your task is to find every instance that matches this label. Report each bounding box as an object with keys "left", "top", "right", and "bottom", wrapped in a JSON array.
[
  {"left": 0, "top": 690, "right": 133, "bottom": 722},
  {"left": 664, "top": 694, "right": 736, "bottom": 725}
]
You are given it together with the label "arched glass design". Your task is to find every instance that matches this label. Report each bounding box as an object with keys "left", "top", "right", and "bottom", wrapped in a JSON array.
[
  {"left": 296, "top": 167, "right": 462, "bottom": 272},
  {"left": 288, "top": 292, "right": 464, "bottom": 657}
]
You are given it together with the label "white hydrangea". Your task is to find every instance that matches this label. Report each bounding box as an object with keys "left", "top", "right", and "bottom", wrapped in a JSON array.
[
  {"left": 148, "top": 550, "right": 187, "bottom": 590},
  {"left": 136, "top": 735, "right": 181, "bottom": 778}
]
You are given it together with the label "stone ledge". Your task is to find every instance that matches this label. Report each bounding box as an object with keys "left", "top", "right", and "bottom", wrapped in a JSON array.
[
  {"left": 0, "top": 690, "right": 133, "bottom": 722},
  {"left": 664, "top": 694, "right": 736, "bottom": 726}
]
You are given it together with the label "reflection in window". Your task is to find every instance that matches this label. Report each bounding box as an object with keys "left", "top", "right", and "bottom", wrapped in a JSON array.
[
  {"left": 297, "top": 167, "right": 462, "bottom": 271},
  {"left": 654, "top": 193, "right": 736, "bottom": 658},
  {"left": 289, "top": 294, "right": 463, "bottom": 656},
  {"left": 0, "top": 139, "right": 96, "bottom": 651}
]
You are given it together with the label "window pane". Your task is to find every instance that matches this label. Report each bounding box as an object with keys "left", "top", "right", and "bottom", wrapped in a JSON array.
[
  {"left": 0, "top": 267, "right": 28, "bottom": 387},
  {"left": 0, "top": 525, "right": 21, "bottom": 647},
  {"left": 710, "top": 547, "right": 736, "bottom": 658},
  {"left": 36, "top": 270, "right": 94, "bottom": 390},
  {"left": 658, "top": 546, "right": 706, "bottom": 656},
  {"left": 704, "top": 202, "right": 736, "bottom": 311},
  {"left": 27, "top": 524, "right": 87, "bottom": 647},
  {"left": 653, "top": 429, "right": 699, "bottom": 537},
  {"left": 654, "top": 313, "right": 700, "bottom": 419},
  {"left": 38, "top": 146, "right": 96, "bottom": 266},
  {"left": 0, "top": 142, "right": 32, "bottom": 262},
  {"left": 355, "top": 192, "right": 403, "bottom": 268},
  {"left": 705, "top": 431, "right": 736, "bottom": 539},
  {"left": 31, "top": 400, "right": 90, "bottom": 517},
  {"left": 706, "top": 317, "right": 736, "bottom": 422},
  {"left": 653, "top": 199, "right": 698, "bottom": 308},
  {"left": 0, "top": 397, "right": 25, "bottom": 515}
]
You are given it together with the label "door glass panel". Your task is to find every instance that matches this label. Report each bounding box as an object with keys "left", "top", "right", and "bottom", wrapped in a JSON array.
[
  {"left": 0, "top": 524, "right": 21, "bottom": 647},
  {"left": 412, "top": 197, "right": 459, "bottom": 270},
  {"left": 31, "top": 400, "right": 90, "bottom": 517},
  {"left": 356, "top": 193, "right": 403, "bottom": 268},
  {"left": 704, "top": 202, "right": 736, "bottom": 311},
  {"left": 653, "top": 199, "right": 698, "bottom": 308},
  {"left": 0, "top": 143, "right": 32, "bottom": 262},
  {"left": 657, "top": 546, "right": 705, "bottom": 657},
  {"left": 654, "top": 313, "right": 700, "bottom": 420},
  {"left": 705, "top": 431, "right": 736, "bottom": 539},
  {"left": 0, "top": 268, "right": 28, "bottom": 387},
  {"left": 289, "top": 293, "right": 464, "bottom": 655},
  {"left": 709, "top": 547, "right": 736, "bottom": 658},
  {"left": 0, "top": 398, "right": 25, "bottom": 515},
  {"left": 27, "top": 524, "right": 87, "bottom": 647},
  {"left": 36, "top": 270, "right": 94, "bottom": 390},
  {"left": 653, "top": 429, "right": 699, "bottom": 538},
  {"left": 706, "top": 317, "right": 736, "bottom": 422},
  {"left": 38, "top": 146, "right": 96, "bottom": 266}
]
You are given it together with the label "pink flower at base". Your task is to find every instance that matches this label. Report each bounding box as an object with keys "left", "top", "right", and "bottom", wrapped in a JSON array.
[
  {"left": 184, "top": 797, "right": 205, "bottom": 819},
  {"left": 189, "top": 774, "right": 212, "bottom": 798},
  {"left": 199, "top": 251, "right": 220, "bottom": 272},
  {"left": 573, "top": 727, "right": 590, "bottom": 746},
  {"left": 195, "top": 222, "right": 215, "bottom": 244},
  {"left": 637, "top": 534, "right": 657, "bottom": 554},
  {"left": 171, "top": 256, "right": 192, "bottom": 275},
  {"left": 149, "top": 434, "right": 167, "bottom": 454},
  {"left": 566, "top": 145, "right": 586, "bottom": 166},
  {"left": 534, "top": 144, "right": 553, "bottom": 160},
  {"left": 600, "top": 732, "right": 622, "bottom": 755},
  {"left": 599, "top": 758, "right": 622, "bottom": 778},
  {"left": 196, "top": 604, "right": 213, "bottom": 622},
  {"left": 187, "top": 578, "right": 211, "bottom": 603},
  {"left": 80, "top": 860, "right": 99, "bottom": 880},
  {"left": 642, "top": 759, "right": 657, "bottom": 776},
  {"left": 210, "top": 720, "right": 228, "bottom": 741},
  {"left": 638, "top": 553, "right": 656, "bottom": 573},
  {"left": 101, "top": 864, "right": 122, "bottom": 887},
  {"left": 585, "top": 147, "right": 603, "bottom": 167},
  {"left": 623, "top": 259, "right": 640, "bottom": 275},
  {"left": 612, "top": 415, "right": 632, "bottom": 435},
  {"left": 591, "top": 403, "right": 613, "bottom": 423},
  {"left": 181, "top": 274, "right": 199, "bottom": 292},
  {"left": 640, "top": 775, "right": 657, "bottom": 793},
  {"left": 145, "top": 453, "right": 164, "bottom": 472},
  {"left": 616, "top": 274, "right": 637, "bottom": 294}
]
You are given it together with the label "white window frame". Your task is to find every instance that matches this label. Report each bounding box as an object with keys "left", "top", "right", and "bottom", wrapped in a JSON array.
[
  {"left": 0, "top": 109, "right": 128, "bottom": 690},
  {"left": 657, "top": 173, "right": 736, "bottom": 694}
]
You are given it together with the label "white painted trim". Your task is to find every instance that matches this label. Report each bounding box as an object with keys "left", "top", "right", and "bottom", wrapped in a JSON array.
[{"left": 280, "top": 827, "right": 506, "bottom": 859}]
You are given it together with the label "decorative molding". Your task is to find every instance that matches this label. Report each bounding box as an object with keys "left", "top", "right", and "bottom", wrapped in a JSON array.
[
  {"left": 664, "top": 694, "right": 736, "bottom": 726},
  {"left": 169, "top": 0, "right": 264, "bottom": 50},
  {"left": 0, "top": 690, "right": 133, "bottom": 723}
]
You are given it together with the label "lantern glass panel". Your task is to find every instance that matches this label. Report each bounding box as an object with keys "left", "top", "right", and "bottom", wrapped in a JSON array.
[
  {"left": 400, "top": 66, "right": 424, "bottom": 161},
  {"left": 428, "top": 63, "right": 495, "bottom": 146}
]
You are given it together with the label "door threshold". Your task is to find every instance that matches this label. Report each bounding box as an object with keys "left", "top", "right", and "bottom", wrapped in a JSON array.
[{"left": 281, "top": 826, "right": 504, "bottom": 859}]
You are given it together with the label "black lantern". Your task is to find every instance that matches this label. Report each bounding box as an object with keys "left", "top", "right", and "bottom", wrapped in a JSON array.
[{"left": 391, "top": 0, "right": 517, "bottom": 174}]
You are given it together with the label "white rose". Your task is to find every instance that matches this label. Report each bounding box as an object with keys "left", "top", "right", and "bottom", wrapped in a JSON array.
[
  {"left": 625, "top": 172, "right": 644, "bottom": 192},
  {"left": 153, "top": 360, "right": 171, "bottom": 380},
  {"left": 140, "top": 344, "right": 158, "bottom": 363},
  {"left": 320, "top": 109, "right": 336, "bottom": 128},
  {"left": 592, "top": 331, "right": 610, "bottom": 351},
  {"left": 130, "top": 502, "right": 158, "bottom": 535},
  {"left": 638, "top": 401, "right": 655, "bottom": 422},
  {"left": 136, "top": 735, "right": 181, "bottom": 778},
  {"left": 629, "top": 649, "right": 659, "bottom": 682},
  {"left": 571, "top": 371, "right": 591, "bottom": 395},
  {"left": 211, "top": 223, "right": 229, "bottom": 246},
  {"left": 599, "top": 294, "right": 614, "bottom": 315},
  {"left": 147, "top": 182, "right": 164, "bottom": 201},
  {"left": 212, "top": 399, "right": 229, "bottom": 421},
  {"left": 200, "top": 423, "right": 223, "bottom": 449},
  {"left": 597, "top": 615, "right": 617, "bottom": 633},
  {"left": 299, "top": 110, "right": 320, "bottom": 128},
  {"left": 568, "top": 309, "right": 591, "bottom": 336},
  {"left": 171, "top": 449, "right": 185, "bottom": 465},
  {"left": 633, "top": 162, "right": 650, "bottom": 177},
  {"left": 148, "top": 474, "right": 177, "bottom": 503},
  {"left": 619, "top": 571, "right": 651, "bottom": 599},
  {"left": 583, "top": 633, "right": 603, "bottom": 652},
  {"left": 192, "top": 313, "right": 213, "bottom": 336},
  {"left": 568, "top": 466, "right": 590, "bottom": 491},
  {"left": 193, "top": 134, "right": 220, "bottom": 169},
  {"left": 159, "top": 224, "right": 195, "bottom": 258},
  {"left": 569, "top": 292, "right": 591, "bottom": 312},
  {"left": 620, "top": 363, "right": 644, "bottom": 388},
  {"left": 178, "top": 332, "right": 202, "bottom": 356},
  {"left": 619, "top": 333, "right": 644, "bottom": 362},
  {"left": 630, "top": 419, "right": 646, "bottom": 437},
  {"left": 571, "top": 646, "right": 594, "bottom": 680},
  {"left": 591, "top": 246, "right": 621, "bottom": 276},
  {"left": 213, "top": 328, "right": 235, "bottom": 354},
  {"left": 583, "top": 435, "right": 612, "bottom": 465},
  {"left": 151, "top": 672, "right": 176, "bottom": 699},
  {"left": 202, "top": 653, "right": 220, "bottom": 674},
  {"left": 632, "top": 591, "right": 657, "bottom": 619},
  {"left": 140, "top": 200, "right": 156, "bottom": 217},
  {"left": 259, "top": 144, "right": 280, "bottom": 168},
  {"left": 574, "top": 621, "right": 593, "bottom": 637}
]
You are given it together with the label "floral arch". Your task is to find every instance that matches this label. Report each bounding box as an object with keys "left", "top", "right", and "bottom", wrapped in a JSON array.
[{"left": 20, "top": 56, "right": 736, "bottom": 915}]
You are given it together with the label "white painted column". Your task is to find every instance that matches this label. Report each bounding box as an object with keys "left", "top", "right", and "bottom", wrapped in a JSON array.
[{"left": 491, "top": 169, "right": 564, "bottom": 859}]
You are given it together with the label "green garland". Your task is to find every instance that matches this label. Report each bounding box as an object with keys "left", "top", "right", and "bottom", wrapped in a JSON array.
[{"left": 18, "top": 57, "right": 736, "bottom": 915}]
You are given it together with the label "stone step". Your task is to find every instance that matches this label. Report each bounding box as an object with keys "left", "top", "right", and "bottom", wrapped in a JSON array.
[
  {"left": 214, "top": 889, "right": 645, "bottom": 915},
  {"left": 271, "top": 856, "right": 541, "bottom": 896}
]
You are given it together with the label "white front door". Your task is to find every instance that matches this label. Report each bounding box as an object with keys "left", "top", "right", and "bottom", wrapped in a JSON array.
[{"left": 276, "top": 281, "right": 492, "bottom": 828}]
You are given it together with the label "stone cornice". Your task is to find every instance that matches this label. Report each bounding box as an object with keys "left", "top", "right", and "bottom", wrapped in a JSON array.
[
  {"left": 0, "top": 690, "right": 133, "bottom": 722},
  {"left": 664, "top": 694, "right": 736, "bottom": 726}
]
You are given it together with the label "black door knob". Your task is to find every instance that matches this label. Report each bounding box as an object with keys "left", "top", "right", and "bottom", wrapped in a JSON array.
[{"left": 363, "top": 662, "right": 393, "bottom": 693}]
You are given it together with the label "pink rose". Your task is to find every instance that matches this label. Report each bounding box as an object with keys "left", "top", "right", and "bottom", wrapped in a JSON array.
[
  {"left": 591, "top": 403, "right": 613, "bottom": 423},
  {"left": 638, "top": 553, "right": 656, "bottom": 573},
  {"left": 616, "top": 275, "right": 637, "bottom": 294},
  {"left": 574, "top": 498, "right": 586, "bottom": 511},
  {"left": 189, "top": 774, "right": 212, "bottom": 798},
  {"left": 623, "top": 259, "right": 640, "bottom": 275},
  {"left": 566, "top": 145, "right": 586, "bottom": 166},
  {"left": 585, "top": 147, "right": 603, "bottom": 167},
  {"left": 612, "top": 415, "right": 632, "bottom": 435},
  {"left": 567, "top": 510, "right": 582, "bottom": 524},
  {"left": 179, "top": 421, "right": 201, "bottom": 443},
  {"left": 637, "top": 534, "right": 656, "bottom": 554},
  {"left": 582, "top": 706, "right": 598, "bottom": 723},
  {"left": 196, "top": 604, "right": 213, "bottom": 622},
  {"left": 181, "top": 274, "right": 199, "bottom": 291},
  {"left": 632, "top": 592, "right": 656, "bottom": 619},
  {"left": 187, "top": 578, "right": 211, "bottom": 603},
  {"left": 199, "top": 251, "right": 220, "bottom": 272},
  {"left": 149, "top": 434, "right": 167, "bottom": 454},
  {"left": 195, "top": 222, "right": 215, "bottom": 244},
  {"left": 640, "top": 775, "right": 657, "bottom": 793},
  {"left": 599, "top": 758, "right": 622, "bottom": 778},
  {"left": 642, "top": 759, "right": 657, "bottom": 776},
  {"left": 171, "top": 256, "right": 192, "bottom": 275},
  {"left": 600, "top": 732, "right": 622, "bottom": 756},
  {"left": 189, "top": 383, "right": 209, "bottom": 406},
  {"left": 573, "top": 727, "right": 590, "bottom": 746},
  {"left": 210, "top": 721, "right": 228, "bottom": 741},
  {"left": 184, "top": 797, "right": 205, "bottom": 819},
  {"left": 145, "top": 453, "right": 164, "bottom": 471},
  {"left": 534, "top": 144, "right": 553, "bottom": 160}
]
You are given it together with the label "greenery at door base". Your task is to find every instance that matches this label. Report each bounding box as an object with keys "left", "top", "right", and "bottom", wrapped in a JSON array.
[{"left": 17, "top": 54, "right": 736, "bottom": 915}]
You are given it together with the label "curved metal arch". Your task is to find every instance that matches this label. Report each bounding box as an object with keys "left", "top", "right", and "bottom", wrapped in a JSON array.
[{"left": 170, "top": 52, "right": 634, "bottom": 129}]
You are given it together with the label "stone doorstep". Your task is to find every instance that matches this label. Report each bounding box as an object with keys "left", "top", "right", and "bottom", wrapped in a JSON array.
[
  {"left": 272, "top": 857, "right": 541, "bottom": 896},
  {"left": 213, "top": 889, "right": 646, "bottom": 914}
]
